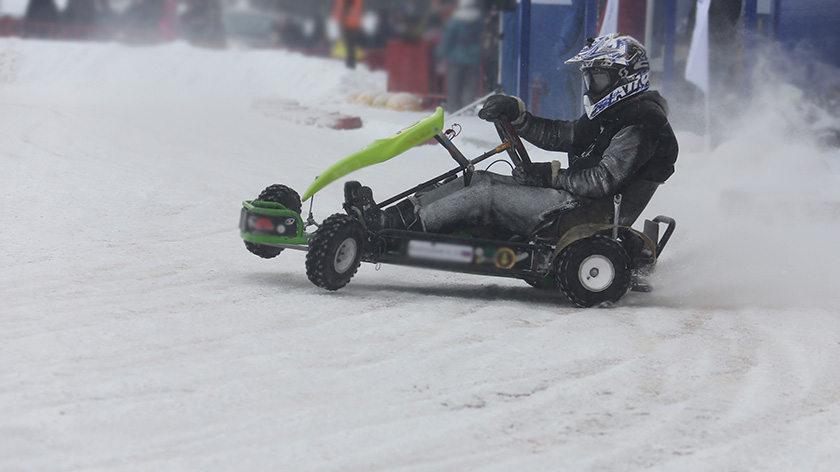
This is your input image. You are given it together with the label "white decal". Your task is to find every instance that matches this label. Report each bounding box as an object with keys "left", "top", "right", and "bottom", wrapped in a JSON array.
[{"left": 408, "top": 241, "right": 474, "bottom": 263}]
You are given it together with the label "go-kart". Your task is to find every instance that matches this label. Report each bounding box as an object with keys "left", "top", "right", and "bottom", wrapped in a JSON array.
[{"left": 239, "top": 107, "right": 675, "bottom": 307}]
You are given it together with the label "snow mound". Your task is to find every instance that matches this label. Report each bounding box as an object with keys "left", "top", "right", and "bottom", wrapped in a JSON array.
[{"left": 0, "top": 38, "right": 385, "bottom": 105}]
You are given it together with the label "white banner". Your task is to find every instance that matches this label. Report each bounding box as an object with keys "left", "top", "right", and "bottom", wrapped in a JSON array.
[
  {"left": 685, "top": 0, "right": 711, "bottom": 95},
  {"left": 598, "top": 0, "right": 620, "bottom": 36}
]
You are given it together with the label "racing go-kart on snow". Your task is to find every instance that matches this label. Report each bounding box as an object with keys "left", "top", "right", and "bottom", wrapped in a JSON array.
[{"left": 239, "top": 107, "right": 675, "bottom": 307}]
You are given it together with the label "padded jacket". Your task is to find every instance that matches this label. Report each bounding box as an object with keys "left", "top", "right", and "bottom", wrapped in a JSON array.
[{"left": 515, "top": 90, "right": 679, "bottom": 199}]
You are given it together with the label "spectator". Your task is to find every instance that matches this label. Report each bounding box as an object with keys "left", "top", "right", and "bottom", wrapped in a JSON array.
[
  {"left": 159, "top": 0, "right": 178, "bottom": 41},
  {"left": 303, "top": 7, "right": 328, "bottom": 52},
  {"left": 64, "top": 0, "right": 97, "bottom": 25},
  {"left": 121, "top": 0, "right": 164, "bottom": 43},
  {"left": 436, "top": 0, "right": 484, "bottom": 112},
  {"left": 63, "top": 0, "right": 98, "bottom": 39},
  {"left": 332, "top": 0, "right": 363, "bottom": 69},
  {"left": 181, "top": 0, "right": 225, "bottom": 47},
  {"left": 25, "top": 0, "right": 60, "bottom": 38},
  {"left": 274, "top": 13, "right": 307, "bottom": 49},
  {"left": 94, "top": 0, "right": 117, "bottom": 29},
  {"left": 389, "top": 3, "right": 426, "bottom": 43},
  {"left": 368, "top": 7, "right": 394, "bottom": 49}
]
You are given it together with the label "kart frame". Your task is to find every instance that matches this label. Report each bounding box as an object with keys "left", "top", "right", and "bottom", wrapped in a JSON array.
[{"left": 239, "top": 107, "right": 676, "bottom": 306}]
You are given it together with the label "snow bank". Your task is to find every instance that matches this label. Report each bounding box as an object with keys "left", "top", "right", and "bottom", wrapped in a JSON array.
[{"left": 0, "top": 38, "right": 385, "bottom": 105}]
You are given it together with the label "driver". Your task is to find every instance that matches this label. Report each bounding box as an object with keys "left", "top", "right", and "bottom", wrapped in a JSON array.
[{"left": 346, "top": 33, "right": 678, "bottom": 238}]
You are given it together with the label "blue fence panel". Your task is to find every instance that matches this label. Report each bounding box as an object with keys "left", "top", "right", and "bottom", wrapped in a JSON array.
[
  {"left": 776, "top": 0, "right": 840, "bottom": 69},
  {"left": 501, "top": 0, "right": 585, "bottom": 120}
]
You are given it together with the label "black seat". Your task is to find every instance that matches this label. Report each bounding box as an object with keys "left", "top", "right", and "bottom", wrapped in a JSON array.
[{"left": 531, "top": 180, "right": 661, "bottom": 239}]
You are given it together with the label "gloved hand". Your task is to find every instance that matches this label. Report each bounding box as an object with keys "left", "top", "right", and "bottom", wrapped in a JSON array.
[
  {"left": 478, "top": 94, "right": 525, "bottom": 123},
  {"left": 512, "top": 162, "right": 558, "bottom": 188}
]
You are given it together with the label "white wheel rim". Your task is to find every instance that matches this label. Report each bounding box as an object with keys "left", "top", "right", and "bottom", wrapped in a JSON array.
[
  {"left": 578, "top": 255, "right": 615, "bottom": 292},
  {"left": 333, "top": 237, "right": 358, "bottom": 274}
]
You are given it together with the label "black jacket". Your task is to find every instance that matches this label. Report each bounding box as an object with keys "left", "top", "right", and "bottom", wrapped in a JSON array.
[{"left": 515, "top": 90, "right": 678, "bottom": 199}]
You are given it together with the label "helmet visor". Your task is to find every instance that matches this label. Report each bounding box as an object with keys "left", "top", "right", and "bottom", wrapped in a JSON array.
[{"left": 582, "top": 68, "right": 616, "bottom": 96}]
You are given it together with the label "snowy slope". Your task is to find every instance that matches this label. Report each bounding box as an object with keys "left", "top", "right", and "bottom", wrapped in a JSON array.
[{"left": 2, "top": 39, "right": 840, "bottom": 471}]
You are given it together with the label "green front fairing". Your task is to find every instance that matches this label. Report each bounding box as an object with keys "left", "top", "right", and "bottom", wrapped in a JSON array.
[
  {"left": 240, "top": 200, "right": 310, "bottom": 246},
  {"left": 301, "top": 107, "right": 445, "bottom": 201}
]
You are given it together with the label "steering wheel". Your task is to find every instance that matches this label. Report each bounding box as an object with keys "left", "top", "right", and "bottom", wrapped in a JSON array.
[{"left": 494, "top": 118, "right": 531, "bottom": 167}]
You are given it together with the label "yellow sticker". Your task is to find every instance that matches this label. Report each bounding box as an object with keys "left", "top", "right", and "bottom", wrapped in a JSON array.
[{"left": 494, "top": 247, "right": 516, "bottom": 269}]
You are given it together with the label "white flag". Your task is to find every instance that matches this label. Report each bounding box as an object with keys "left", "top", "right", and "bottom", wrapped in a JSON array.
[
  {"left": 598, "top": 0, "right": 620, "bottom": 36},
  {"left": 685, "top": 0, "right": 711, "bottom": 95}
]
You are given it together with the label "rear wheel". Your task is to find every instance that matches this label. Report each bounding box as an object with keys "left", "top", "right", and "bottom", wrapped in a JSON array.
[
  {"left": 557, "top": 236, "right": 631, "bottom": 308},
  {"left": 244, "top": 184, "right": 302, "bottom": 259},
  {"left": 306, "top": 214, "right": 365, "bottom": 290}
]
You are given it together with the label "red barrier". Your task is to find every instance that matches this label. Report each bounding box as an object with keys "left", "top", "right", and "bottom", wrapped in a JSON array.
[
  {"left": 364, "top": 48, "right": 386, "bottom": 71},
  {"left": 0, "top": 19, "right": 115, "bottom": 41},
  {"left": 385, "top": 39, "right": 445, "bottom": 106}
]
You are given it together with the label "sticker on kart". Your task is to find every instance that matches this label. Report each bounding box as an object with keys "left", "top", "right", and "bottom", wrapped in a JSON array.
[{"left": 407, "top": 241, "right": 532, "bottom": 269}]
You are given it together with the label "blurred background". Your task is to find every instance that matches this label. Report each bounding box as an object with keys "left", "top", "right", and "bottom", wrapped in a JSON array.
[{"left": 1, "top": 0, "right": 838, "bottom": 146}]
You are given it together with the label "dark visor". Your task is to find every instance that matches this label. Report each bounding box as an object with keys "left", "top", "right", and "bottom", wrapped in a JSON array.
[{"left": 583, "top": 68, "right": 615, "bottom": 95}]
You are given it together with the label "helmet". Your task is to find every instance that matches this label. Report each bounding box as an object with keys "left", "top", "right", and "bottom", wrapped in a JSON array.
[{"left": 565, "top": 33, "right": 651, "bottom": 119}]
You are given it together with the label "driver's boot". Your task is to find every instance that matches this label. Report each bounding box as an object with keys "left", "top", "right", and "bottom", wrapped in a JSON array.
[
  {"left": 344, "top": 181, "right": 421, "bottom": 231},
  {"left": 344, "top": 181, "right": 385, "bottom": 230}
]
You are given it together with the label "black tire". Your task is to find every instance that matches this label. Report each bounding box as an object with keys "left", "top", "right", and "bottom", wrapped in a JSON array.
[
  {"left": 306, "top": 214, "right": 365, "bottom": 290},
  {"left": 556, "top": 235, "right": 631, "bottom": 308},
  {"left": 244, "top": 184, "right": 302, "bottom": 259},
  {"left": 257, "top": 184, "right": 302, "bottom": 213}
]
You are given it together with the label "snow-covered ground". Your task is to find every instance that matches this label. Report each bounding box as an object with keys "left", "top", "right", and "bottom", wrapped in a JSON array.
[{"left": 2, "top": 38, "right": 839, "bottom": 471}]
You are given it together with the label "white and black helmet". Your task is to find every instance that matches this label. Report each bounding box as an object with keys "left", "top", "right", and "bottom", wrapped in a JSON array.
[{"left": 565, "top": 33, "right": 651, "bottom": 119}]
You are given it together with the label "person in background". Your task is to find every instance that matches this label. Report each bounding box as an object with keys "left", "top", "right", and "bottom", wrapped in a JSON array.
[
  {"left": 158, "top": 0, "right": 177, "bottom": 41},
  {"left": 435, "top": 0, "right": 484, "bottom": 112},
  {"left": 121, "top": 0, "right": 164, "bottom": 43},
  {"left": 180, "top": 0, "right": 225, "bottom": 47},
  {"left": 25, "top": 0, "right": 60, "bottom": 38},
  {"left": 332, "top": 0, "right": 363, "bottom": 69},
  {"left": 64, "top": 0, "right": 98, "bottom": 31}
]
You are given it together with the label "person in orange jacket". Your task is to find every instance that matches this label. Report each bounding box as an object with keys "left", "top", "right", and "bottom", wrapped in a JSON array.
[{"left": 332, "top": 0, "right": 364, "bottom": 69}]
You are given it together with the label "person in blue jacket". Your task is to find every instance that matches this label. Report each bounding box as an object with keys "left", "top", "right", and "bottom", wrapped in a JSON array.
[{"left": 436, "top": 0, "right": 485, "bottom": 112}]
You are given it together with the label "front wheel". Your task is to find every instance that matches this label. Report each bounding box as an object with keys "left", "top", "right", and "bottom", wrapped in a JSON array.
[
  {"left": 306, "top": 214, "right": 365, "bottom": 290},
  {"left": 556, "top": 236, "right": 631, "bottom": 308},
  {"left": 244, "top": 184, "right": 302, "bottom": 259}
]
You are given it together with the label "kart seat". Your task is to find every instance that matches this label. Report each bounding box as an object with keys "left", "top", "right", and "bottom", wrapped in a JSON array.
[{"left": 531, "top": 179, "right": 661, "bottom": 239}]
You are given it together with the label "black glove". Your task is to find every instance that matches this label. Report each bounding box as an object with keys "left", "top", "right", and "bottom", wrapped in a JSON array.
[
  {"left": 478, "top": 94, "right": 524, "bottom": 123},
  {"left": 512, "top": 162, "right": 555, "bottom": 187}
]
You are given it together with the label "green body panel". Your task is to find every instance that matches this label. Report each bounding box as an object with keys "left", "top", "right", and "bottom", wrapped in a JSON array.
[
  {"left": 240, "top": 200, "right": 310, "bottom": 246},
  {"left": 302, "top": 107, "right": 445, "bottom": 201},
  {"left": 242, "top": 199, "right": 300, "bottom": 218},
  {"left": 241, "top": 233, "right": 309, "bottom": 246}
]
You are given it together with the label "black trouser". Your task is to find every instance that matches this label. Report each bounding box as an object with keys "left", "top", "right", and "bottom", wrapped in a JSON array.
[
  {"left": 445, "top": 62, "right": 480, "bottom": 112},
  {"left": 414, "top": 171, "right": 581, "bottom": 236},
  {"left": 413, "top": 172, "right": 659, "bottom": 237},
  {"left": 342, "top": 28, "right": 361, "bottom": 69}
]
